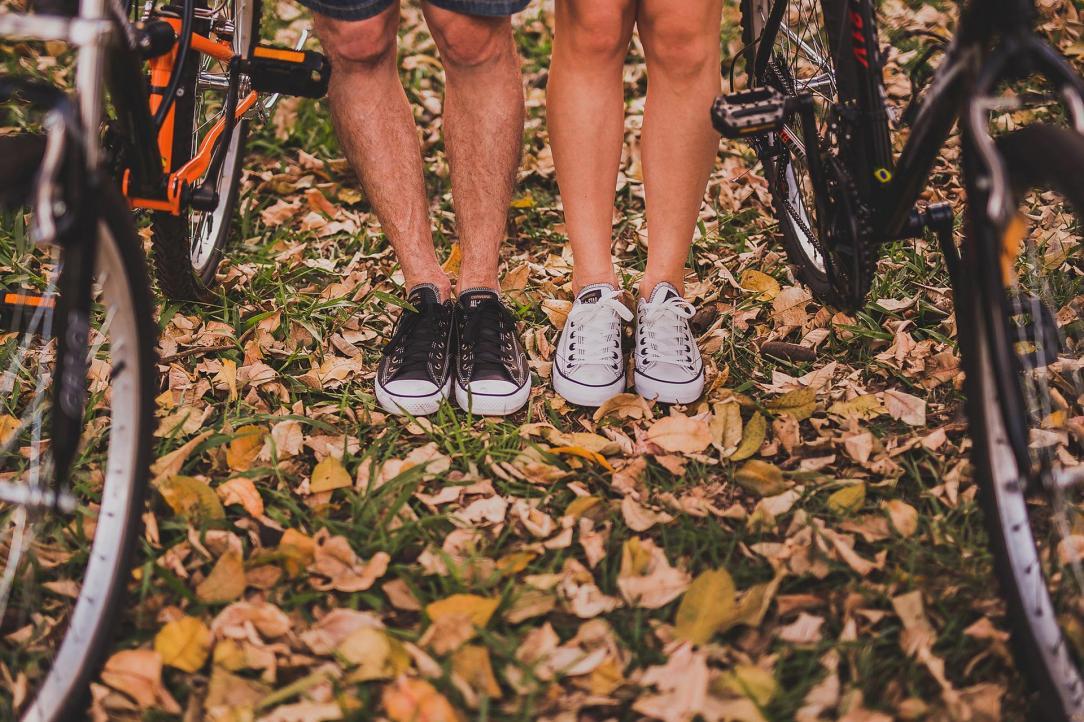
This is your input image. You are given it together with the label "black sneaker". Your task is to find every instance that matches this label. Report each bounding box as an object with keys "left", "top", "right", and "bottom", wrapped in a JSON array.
[
  {"left": 375, "top": 284, "right": 455, "bottom": 416},
  {"left": 454, "top": 289, "right": 531, "bottom": 415}
]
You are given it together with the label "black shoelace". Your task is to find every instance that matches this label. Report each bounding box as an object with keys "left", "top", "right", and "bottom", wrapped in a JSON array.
[
  {"left": 462, "top": 299, "right": 514, "bottom": 377},
  {"left": 390, "top": 302, "right": 445, "bottom": 376}
]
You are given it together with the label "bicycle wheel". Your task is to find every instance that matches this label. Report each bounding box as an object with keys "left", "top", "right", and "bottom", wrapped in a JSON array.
[
  {"left": 150, "top": 0, "right": 259, "bottom": 302},
  {"left": 964, "top": 124, "right": 1084, "bottom": 721},
  {"left": 0, "top": 146, "right": 156, "bottom": 721},
  {"left": 737, "top": 0, "right": 862, "bottom": 303}
]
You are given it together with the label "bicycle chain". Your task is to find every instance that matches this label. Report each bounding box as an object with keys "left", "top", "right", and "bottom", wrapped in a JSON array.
[{"left": 822, "top": 154, "right": 875, "bottom": 310}]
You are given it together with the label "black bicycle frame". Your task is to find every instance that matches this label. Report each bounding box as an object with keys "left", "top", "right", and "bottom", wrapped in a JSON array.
[{"left": 834, "top": 0, "right": 1084, "bottom": 242}]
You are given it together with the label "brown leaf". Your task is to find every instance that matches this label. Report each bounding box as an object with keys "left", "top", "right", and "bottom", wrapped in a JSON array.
[
  {"left": 196, "top": 549, "right": 246, "bottom": 604},
  {"left": 884, "top": 499, "right": 919, "bottom": 537},
  {"left": 884, "top": 389, "right": 927, "bottom": 426},
  {"left": 216, "top": 476, "right": 264, "bottom": 517},
  {"left": 382, "top": 677, "right": 464, "bottom": 722},
  {"left": 309, "top": 529, "right": 390, "bottom": 592},
  {"left": 617, "top": 537, "right": 690, "bottom": 609},
  {"left": 646, "top": 414, "right": 712, "bottom": 454},
  {"left": 734, "top": 460, "right": 789, "bottom": 497}
]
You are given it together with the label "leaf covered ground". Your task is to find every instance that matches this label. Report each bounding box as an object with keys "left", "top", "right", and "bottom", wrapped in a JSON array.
[{"left": 6, "top": 0, "right": 1084, "bottom": 720}]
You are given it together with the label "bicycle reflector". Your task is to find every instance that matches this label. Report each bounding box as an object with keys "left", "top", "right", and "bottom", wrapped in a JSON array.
[
  {"left": 0, "top": 289, "right": 56, "bottom": 333},
  {"left": 247, "top": 45, "right": 330, "bottom": 99}
]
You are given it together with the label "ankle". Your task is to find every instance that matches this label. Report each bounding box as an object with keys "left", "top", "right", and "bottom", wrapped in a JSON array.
[
  {"left": 405, "top": 272, "right": 452, "bottom": 302},
  {"left": 639, "top": 275, "right": 684, "bottom": 299},
  {"left": 456, "top": 278, "right": 500, "bottom": 297},
  {"left": 572, "top": 272, "right": 620, "bottom": 295}
]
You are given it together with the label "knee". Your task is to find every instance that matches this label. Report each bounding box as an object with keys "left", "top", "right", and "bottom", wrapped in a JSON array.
[
  {"left": 315, "top": 11, "right": 398, "bottom": 69},
  {"left": 644, "top": 22, "right": 717, "bottom": 80},
  {"left": 428, "top": 14, "right": 511, "bottom": 68},
  {"left": 556, "top": 6, "right": 632, "bottom": 63}
]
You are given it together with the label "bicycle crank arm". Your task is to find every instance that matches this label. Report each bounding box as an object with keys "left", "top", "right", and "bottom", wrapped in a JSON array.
[{"left": 0, "top": 480, "right": 77, "bottom": 513}]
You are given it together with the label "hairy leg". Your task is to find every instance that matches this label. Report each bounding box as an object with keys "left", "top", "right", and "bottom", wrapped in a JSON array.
[
  {"left": 423, "top": 4, "right": 524, "bottom": 293},
  {"left": 548, "top": 0, "right": 637, "bottom": 293},
  {"left": 314, "top": 3, "right": 451, "bottom": 299},
  {"left": 636, "top": 0, "right": 723, "bottom": 296}
]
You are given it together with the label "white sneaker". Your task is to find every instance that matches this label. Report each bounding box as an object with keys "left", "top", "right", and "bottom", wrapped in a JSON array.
[
  {"left": 553, "top": 283, "right": 633, "bottom": 407},
  {"left": 634, "top": 282, "right": 705, "bottom": 404}
]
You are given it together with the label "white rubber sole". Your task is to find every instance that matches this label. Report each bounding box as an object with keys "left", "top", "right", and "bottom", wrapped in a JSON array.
[
  {"left": 375, "top": 377, "right": 452, "bottom": 416},
  {"left": 552, "top": 366, "right": 626, "bottom": 407},
  {"left": 455, "top": 377, "right": 532, "bottom": 416},
  {"left": 634, "top": 369, "right": 705, "bottom": 405}
]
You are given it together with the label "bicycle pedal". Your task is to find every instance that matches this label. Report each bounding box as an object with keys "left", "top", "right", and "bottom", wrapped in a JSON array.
[
  {"left": 712, "top": 87, "right": 786, "bottom": 139},
  {"left": 247, "top": 45, "right": 330, "bottom": 99}
]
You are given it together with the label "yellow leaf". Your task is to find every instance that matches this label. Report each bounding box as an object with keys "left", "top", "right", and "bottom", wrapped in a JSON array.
[
  {"left": 383, "top": 677, "right": 464, "bottom": 722},
  {"left": 549, "top": 445, "right": 613, "bottom": 471},
  {"left": 151, "top": 430, "right": 212, "bottom": 481},
  {"left": 0, "top": 414, "right": 18, "bottom": 445},
  {"left": 717, "top": 665, "right": 777, "bottom": 706},
  {"left": 496, "top": 550, "right": 538, "bottom": 575},
  {"left": 674, "top": 568, "right": 737, "bottom": 645},
  {"left": 426, "top": 594, "right": 499, "bottom": 628},
  {"left": 155, "top": 475, "right": 224, "bottom": 521},
  {"left": 216, "top": 477, "right": 264, "bottom": 517},
  {"left": 510, "top": 193, "right": 536, "bottom": 209},
  {"left": 765, "top": 387, "right": 817, "bottom": 421},
  {"left": 884, "top": 499, "right": 919, "bottom": 537},
  {"left": 226, "top": 425, "right": 267, "bottom": 472},
  {"left": 451, "top": 644, "right": 502, "bottom": 697},
  {"left": 155, "top": 616, "right": 211, "bottom": 673},
  {"left": 646, "top": 414, "right": 712, "bottom": 454},
  {"left": 827, "top": 394, "right": 885, "bottom": 420},
  {"left": 724, "top": 575, "right": 784, "bottom": 632},
  {"left": 196, "top": 549, "right": 245, "bottom": 604},
  {"left": 734, "top": 460, "right": 788, "bottom": 496},
  {"left": 739, "top": 269, "right": 781, "bottom": 301},
  {"left": 310, "top": 456, "right": 351, "bottom": 493},
  {"left": 827, "top": 483, "right": 866, "bottom": 515},
  {"left": 338, "top": 627, "right": 411, "bottom": 681},
  {"left": 564, "top": 496, "right": 601, "bottom": 520},
  {"left": 441, "top": 242, "right": 462, "bottom": 275},
  {"left": 278, "top": 528, "right": 316, "bottom": 577},
  {"left": 730, "top": 412, "right": 766, "bottom": 461}
]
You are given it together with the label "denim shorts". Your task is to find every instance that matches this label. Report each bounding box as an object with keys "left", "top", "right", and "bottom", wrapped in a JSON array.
[{"left": 300, "top": 0, "right": 530, "bottom": 21}]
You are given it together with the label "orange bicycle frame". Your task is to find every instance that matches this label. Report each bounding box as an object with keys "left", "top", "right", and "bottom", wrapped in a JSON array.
[{"left": 126, "top": 16, "right": 256, "bottom": 214}]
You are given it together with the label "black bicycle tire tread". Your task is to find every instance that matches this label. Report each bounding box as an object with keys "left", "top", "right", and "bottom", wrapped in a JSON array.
[
  {"left": 971, "top": 123, "right": 1084, "bottom": 722},
  {"left": 25, "top": 181, "right": 157, "bottom": 722}
]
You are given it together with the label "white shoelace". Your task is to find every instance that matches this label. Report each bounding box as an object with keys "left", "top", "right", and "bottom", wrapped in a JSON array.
[
  {"left": 564, "top": 289, "right": 633, "bottom": 371},
  {"left": 639, "top": 294, "right": 697, "bottom": 371}
]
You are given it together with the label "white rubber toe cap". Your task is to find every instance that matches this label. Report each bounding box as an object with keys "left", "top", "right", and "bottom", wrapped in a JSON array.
[
  {"left": 455, "top": 377, "right": 532, "bottom": 416},
  {"left": 375, "top": 377, "right": 451, "bottom": 416}
]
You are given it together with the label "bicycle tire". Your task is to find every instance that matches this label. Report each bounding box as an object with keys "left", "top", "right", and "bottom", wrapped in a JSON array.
[
  {"left": 965, "top": 123, "right": 1084, "bottom": 722},
  {"left": 739, "top": 0, "right": 854, "bottom": 306},
  {"left": 3, "top": 178, "right": 157, "bottom": 722},
  {"left": 150, "top": 0, "right": 259, "bottom": 302}
]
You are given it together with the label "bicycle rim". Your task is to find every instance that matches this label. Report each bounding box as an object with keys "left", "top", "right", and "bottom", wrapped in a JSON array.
[
  {"left": 186, "top": 0, "right": 254, "bottom": 275},
  {"left": 971, "top": 125, "right": 1084, "bottom": 721},
  {"left": 0, "top": 189, "right": 152, "bottom": 722}
]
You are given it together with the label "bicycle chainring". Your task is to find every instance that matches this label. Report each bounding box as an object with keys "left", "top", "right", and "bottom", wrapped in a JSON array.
[{"left": 821, "top": 154, "right": 875, "bottom": 311}]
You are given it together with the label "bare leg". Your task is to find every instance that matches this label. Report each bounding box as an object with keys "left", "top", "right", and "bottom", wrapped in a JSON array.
[
  {"left": 636, "top": 0, "right": 723, "bottom": 297},
  {"left": 548, "top": 0, "right": 637, "bottom": 293},
  {"left": 313, "top": 4, "right": 451, "bottom": 300},
  {"left": 423, "top": 4, "right": 524, "bottom": 294}
]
